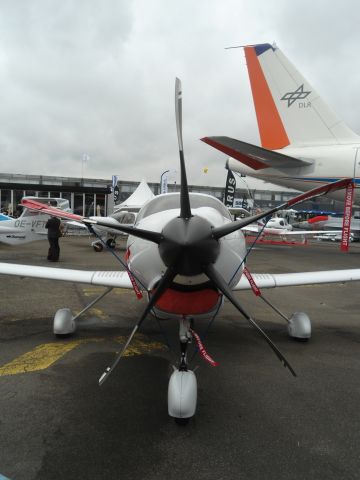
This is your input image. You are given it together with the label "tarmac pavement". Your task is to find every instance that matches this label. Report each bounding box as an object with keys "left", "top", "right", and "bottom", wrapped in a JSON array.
[{"left": 0, "top": 236, "right": 360, "bottom": 479}]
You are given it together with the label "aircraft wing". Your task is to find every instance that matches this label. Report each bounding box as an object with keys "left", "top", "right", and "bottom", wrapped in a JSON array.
[
  {"left": 234, "top": 270, "right": 360, "bottom": 290},
  {"left": 242, "top": 226, "right": 341, "bottom": 236},
  {"left": 0, "top": 263, "right": 133, "bottom": 289},
  {"left": 272, "top": 230, "right": 340, "bottom": 236},
  {"left": 201, "top": 136, "right": 312, "bottom": 170},
  {"left": 0, "top": 262, "right": 359, "bottom": 292},
  {"left": 66, "top": 220, "right": 87, "bottom": 229}
]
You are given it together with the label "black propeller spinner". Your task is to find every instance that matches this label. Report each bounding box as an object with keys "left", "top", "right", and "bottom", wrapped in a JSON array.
[
  {"left": 98, "top": 77, "right": 297, "bottom": 386},
  {"left": 159, "top": 215, "right": 220, "bottom": 276}
]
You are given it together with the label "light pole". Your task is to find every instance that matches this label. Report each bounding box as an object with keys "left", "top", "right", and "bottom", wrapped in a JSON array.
[{"left": 82, "top": 153, "right": 90, "bottom": 182}]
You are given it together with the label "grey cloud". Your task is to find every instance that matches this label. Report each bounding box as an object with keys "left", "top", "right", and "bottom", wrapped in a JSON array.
[{"left": 0, "top": 0, "right": 359, "bottom": 190}]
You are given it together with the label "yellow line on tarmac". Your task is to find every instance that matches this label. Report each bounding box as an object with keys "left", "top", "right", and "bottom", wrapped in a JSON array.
[
  {"left": 0, "top": 334, "right": 166, "bottom": 377},
  {"left": 114, "top": 333, "right": 167, "bottom": 357},
  {"left": 87, "top": 308, "right": 108, "bottom": 320},
  {"left": 0, "top": 339, "right": 101, "bottom": 376}
]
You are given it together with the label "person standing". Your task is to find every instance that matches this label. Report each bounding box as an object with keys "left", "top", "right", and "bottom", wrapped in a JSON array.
[{"left": 45, "top": 216, "right": 63, "bottom": 261}]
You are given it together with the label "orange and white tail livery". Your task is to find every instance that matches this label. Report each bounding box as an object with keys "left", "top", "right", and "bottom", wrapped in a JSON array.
[
  {"left": 244, "top": 43, "right": 359, "bottom": 147},
  {"left": 201, "top": 43, "right": 360, "bottom": 200}
]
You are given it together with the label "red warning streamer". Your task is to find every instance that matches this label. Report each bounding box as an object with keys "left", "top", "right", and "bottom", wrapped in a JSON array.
[
  {"left": 124, "top": 248, "right": 143, "bottom": 299},
  {"left": 341, "top": 181, "right": 355, "bottom": 252},
  {"left": 127, "top": 271, "right": 143, "bottom": 299},
  {"left": 190, "top": 328, "right": 218, "bottom": 367},
  {"left": 243, "top": 267, "right": 262, "bottom": 297}
]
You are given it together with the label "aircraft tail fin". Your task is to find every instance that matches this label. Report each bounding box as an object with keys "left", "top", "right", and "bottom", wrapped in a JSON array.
[{"left": 243, "top": 43, "right": 359, "bottom": 148}]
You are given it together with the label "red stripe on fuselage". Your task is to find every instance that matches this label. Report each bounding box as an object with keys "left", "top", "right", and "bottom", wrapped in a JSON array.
[
  {"left": 155, "top": 288, "right": 220, "bottom": 315},
  {"left": 308, "top": 215, "right": 329, "bottom": 224}
]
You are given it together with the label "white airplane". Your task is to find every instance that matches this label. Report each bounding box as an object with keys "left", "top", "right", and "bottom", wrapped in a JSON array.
[
  {"left": 66, "top": 209, "right": 138, "bottom": 251},
  {"left": 201, "top": 43, "right": 360, "bottom": 203},
  {"left": 293, "top": 215, "right": 360, "bottom": 240},
  {"left": 34, "top": 203, "right": 139, "bottom": 252},
  {"left": 91, "top": 180, "right": 155, "bottom": 252},
  {"left": 242, "top": 216, "right": 339, "bottom": 240},
  {"left": 0, "top": 197, "right": 71, "bottom": 246},
  {"left": 314, "top": 232, "right": 354, "bottom": 243},
  {"left": 91, "top": 209, "right": 137, "bottom": 251},
  {"left": 1, "top": 79, "right": 360, "bottom": 424}
]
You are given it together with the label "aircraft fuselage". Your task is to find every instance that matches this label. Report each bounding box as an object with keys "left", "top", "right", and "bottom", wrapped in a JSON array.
[
  {"left": 228, "top": 140, "right": 360, "bottom": 203},
  {"left": 126, "top": 193, "right": 246, "bottom": 320}
]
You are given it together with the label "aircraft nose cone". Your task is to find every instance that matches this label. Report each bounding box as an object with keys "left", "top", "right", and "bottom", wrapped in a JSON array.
[{"left": 159, "top": 216, "right": 220, "bottom": 275}]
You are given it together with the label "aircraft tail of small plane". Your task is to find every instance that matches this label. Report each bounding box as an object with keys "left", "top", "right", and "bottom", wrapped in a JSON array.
[{"left": 243, "top": 43, "right": 359, "bottom": 148}]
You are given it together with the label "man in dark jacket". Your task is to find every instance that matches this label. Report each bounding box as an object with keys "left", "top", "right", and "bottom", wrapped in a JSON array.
[{"left": 45, "top": 216, "right": 63, "bottom": 261}]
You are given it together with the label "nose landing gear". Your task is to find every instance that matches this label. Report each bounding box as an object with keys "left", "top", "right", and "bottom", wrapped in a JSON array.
[{"left": 168, "top": 317, "right": 197, "bottom": 424}]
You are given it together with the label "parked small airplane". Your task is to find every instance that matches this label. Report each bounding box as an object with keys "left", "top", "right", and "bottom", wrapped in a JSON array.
[
  {"left": 242, "top": 216, "right": 339, "bottom": 241},
  {"left": 64, "top": 209, "right": 139, "bottom": 251},
  {"left": 92, "top": 180, "right": 154, "bottom": 251},
  {"left": 201, "top": 43, "right": 360, "bottom": 203},
  {"left": 72, "top": 181, "right": 154, "bottom": 251},
  {"left": 1, "top": 79, "right": 360, "bottom": 423},
  {"left": 0, "top": 197, "right": 71, "bottom": 246},
  {"left": 293, "top": 215, "right": 360, "bottom": 241},
  {"left": 314, "top": 232, "right": 354, "bottom": 243}
]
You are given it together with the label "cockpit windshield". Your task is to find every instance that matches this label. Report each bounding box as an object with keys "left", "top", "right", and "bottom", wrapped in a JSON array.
[
  {"left": 136, "top": 193, "right": 231, "bottom": 223},
  {"left": 112, "top": 211, "right": 136, "bottom": 224}
]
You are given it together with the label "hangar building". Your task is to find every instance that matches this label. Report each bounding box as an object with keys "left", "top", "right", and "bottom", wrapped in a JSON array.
[{"left": 0, "top": 172, "right": 350, "bottom": 218}]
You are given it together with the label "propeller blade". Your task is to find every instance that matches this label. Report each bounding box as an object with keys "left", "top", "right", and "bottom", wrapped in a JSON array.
[
  {"left": 83, "top": 218, "right": 163, "bottom": 244},
  {"left": 203, "top": 263, "right": 297, "bottom": 377},
  {"left": 99, "top": 264, "right": 178, "bottom": 385},
  {"left": 212, "top": 177, "right": 353, "bottom": 240},
  {"left": 175, "top": 77, "right": 192, "bottom": 219},
  {"left": 175, "top": 77, "right": 184, "bottom": 152}
]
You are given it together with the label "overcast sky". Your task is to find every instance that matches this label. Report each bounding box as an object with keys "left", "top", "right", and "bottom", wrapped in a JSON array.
[{"left": 1, "top": 0, "right": 360, "bottom": 190}]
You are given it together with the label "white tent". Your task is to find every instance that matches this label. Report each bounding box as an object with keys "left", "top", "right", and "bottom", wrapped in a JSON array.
[{"left": 115, "top": 179, "right": 155, "bottom": 211}]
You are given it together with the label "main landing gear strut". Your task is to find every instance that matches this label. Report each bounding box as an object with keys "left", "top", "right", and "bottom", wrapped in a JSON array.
[
  {"left": 53, "top": 287, "right": 113, "bottom": 335},
  {"left": 259, "top": 295, "right": 311, "bottom": 340},
  {"left": 168, "top": 317, "right": 197, "bottom": 424}
]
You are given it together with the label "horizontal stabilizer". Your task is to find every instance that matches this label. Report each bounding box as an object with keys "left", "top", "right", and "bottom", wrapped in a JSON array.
[{"left": 201, "top": 136, "right": 312, "bottom": 170}]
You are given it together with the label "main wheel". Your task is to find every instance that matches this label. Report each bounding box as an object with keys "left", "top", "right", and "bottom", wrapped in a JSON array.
[
  {"left": 93, "top": 242, "right": 103, "bottom": 252},
  {"left": 106, "top": 238, "right": 116, "bottom": 249}
]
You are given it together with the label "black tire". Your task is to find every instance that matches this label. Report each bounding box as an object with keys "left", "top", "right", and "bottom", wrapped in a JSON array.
[
  {"left": 106, "top": 238, "right": 116, "bottom": 249},
  {"left": 93, "top": 243, "right": 103, "bottom": 252},
  {"left": 174, "top": 417, "right": 190, "bottom": 426}
]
